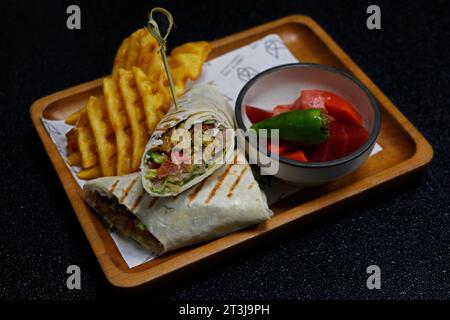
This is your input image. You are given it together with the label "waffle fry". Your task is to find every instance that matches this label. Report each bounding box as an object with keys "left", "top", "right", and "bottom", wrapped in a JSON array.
[
  {"left": 66, "top": 128, "right": 79, "bottom": 153},
  {"left": 77, "top": 165, "right": 102, "bottom": 180},
  {"left": 133, "top": 67, "right": 166, "bottom": 133},
  {"left": 125, "top": 29, "right": 146, "bottom": 70},
  {"left": 170, "top": 54, "right": 204, "bottom": 80},
  {"left": 65, "top": 110, "right": 82, "bottom": 126},
  {"left": 112, "top": 38, "right": 130, "bottom": 80},
  {"left": 169, "top": 41, "right": 212, "bottom": 98},
  {"left": 67, "top": 151, "right": 82, "bottom": 166},
  {"left": 118, "top": 69, "right": 149, "bottom": 171},
  {"left": 171, "top": 41, "right": 211, "bottom": 61},
  {"left": 86, "top": 96, "right": 117, "bottom": 176},
  {"left": 103, "top": 77, "right": 133, "bottom": 175},
  {"left": 77, "top": 125, "right": 98, "bottom": 169},
  {"left": 137, "top": 30, "right": 158, "bottom": 72}
]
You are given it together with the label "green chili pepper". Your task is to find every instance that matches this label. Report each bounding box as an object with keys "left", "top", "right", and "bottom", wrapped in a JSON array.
[
  {"left": 250, "top": 109, "right": 329, "bottom": 145},
  {"left": 147, "top": 151, "right": 166, "bottom": 164}
]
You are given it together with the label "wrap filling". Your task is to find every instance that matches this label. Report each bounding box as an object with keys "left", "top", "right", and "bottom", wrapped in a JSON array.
[
  {"left": 144, "top": 120, "right": 226, "bottom": 194},
  {"left": 85, "top": 191, "right": 163, "bottom": 252}
]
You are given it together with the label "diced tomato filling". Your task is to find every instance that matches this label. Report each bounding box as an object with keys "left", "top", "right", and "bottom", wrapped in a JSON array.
[
  {"left": 146, "top": 123, "right": 218, "bottom": 190},
  {"left": 246, "top": 89, "right": 367, "bottom": 163},
  {"left": 156, "top": 160, "right": 180, "bottom": 179}
]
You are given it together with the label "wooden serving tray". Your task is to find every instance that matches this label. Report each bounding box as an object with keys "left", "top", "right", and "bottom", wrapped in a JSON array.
[{"left": 30, "top": 15, "right": 433, "bottom": 288}]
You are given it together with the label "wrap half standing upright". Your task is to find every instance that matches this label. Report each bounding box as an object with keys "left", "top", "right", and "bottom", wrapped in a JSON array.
[{"left": 141, "top": 84, "right": 235, "bottom": 197}]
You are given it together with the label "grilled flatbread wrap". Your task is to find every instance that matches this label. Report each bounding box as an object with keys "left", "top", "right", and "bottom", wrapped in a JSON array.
[
  {"left": 83, "top": 158, "right": 273, "bottom": 254},
  {"left": 141, "top": 84, "right": 235, "bottom": 197}
]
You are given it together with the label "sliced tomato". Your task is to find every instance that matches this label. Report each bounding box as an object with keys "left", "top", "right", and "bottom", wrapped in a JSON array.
[
  {"left": 345, "top": 124, "right": 369, "bottom": 153},
  {"left": 300, "top": 90, "right": 327, "bottom": 111},
  {"left": 284, "top": 150, "right": 308, "bottom": 162},
  {"left": 272, "top": 95, "right": 304, "bottom": 116},
  {"left": 308, "top": 121, "right": 368, "bottom": 162},
  {"left": 301, "top": 90, "right": 362, "bottom": 126},
  {"left": 291, "top": 95, "right": 303, "bottom": 109},
  {"left": 322, "top": 92, "right": 363, "bottom": 126},
  {"left": 245, "top": 105, "right": 273, "bottom": 123},
  {"left": 267, "top": 140, "right": 299, "bottom": 156},
  {"left": 272, "top": 104, "right": 294, "bottom": 116}
]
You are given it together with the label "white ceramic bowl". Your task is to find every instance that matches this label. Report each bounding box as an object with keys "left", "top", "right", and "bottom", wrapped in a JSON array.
[{"left": 235, "top": 63, "right": 381, "bottom": 186}]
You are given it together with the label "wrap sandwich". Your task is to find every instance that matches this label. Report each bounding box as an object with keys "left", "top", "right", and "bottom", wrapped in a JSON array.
[
  {"left": 141, "top": 84, "right": 235, "bottom": 197},
  {"left": 83, "top": 157, "right": 273, "bottom": 255}
]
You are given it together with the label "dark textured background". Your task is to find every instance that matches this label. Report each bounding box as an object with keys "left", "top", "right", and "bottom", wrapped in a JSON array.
[{"left": 1, "top": 0, "right": 449, "bottom": 300}]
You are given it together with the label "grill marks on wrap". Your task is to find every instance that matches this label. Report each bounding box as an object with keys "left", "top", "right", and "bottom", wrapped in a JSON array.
[
  {"left": 227, "top": 166, "right": 248, "bottom": 199},
  {"left": 110, "top": 180, "right": 120, "bottom": 193},
  {"left": 148, "top": 197, "right": 159, "bottom": 209},
  {"left": 131, "top": 191, "right": 145, "bottom": 212},
  {"left": 205, "top": 153, "right": 238, "bottom": 204},
  {"left": 188, "top": 179, "right": 207, "bottom": 204},
  {"left": 119, "top": 176, "right": 139, "bottom": 202}
]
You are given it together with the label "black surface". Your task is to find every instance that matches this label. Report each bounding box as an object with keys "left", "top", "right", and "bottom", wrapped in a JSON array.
[{"left": 1, "top": 0, "right": 449, "bottom": 300}]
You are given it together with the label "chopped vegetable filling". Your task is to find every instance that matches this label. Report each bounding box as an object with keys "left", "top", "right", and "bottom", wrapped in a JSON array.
[{"left": 145, "top": 121, "right": 224, "bottom": 193}]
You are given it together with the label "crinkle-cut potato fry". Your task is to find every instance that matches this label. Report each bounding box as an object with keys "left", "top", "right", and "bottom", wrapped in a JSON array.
[
  {"left": 86, "top": 96, "right": 117, "bottom": 176},
  {"left": 166, "top": 41, "right": 212, "bottom": 99},
  {"left": 125, "top": 29, "right": 146, "bottom": 70},
  {"left": 170, "top": 53, "right": 204, "bottom": 80},
  {"left": 118, "top": 69, "right": 149, "bottom": 171},
  {"left": 155, "top": 74, "right": 173, "bottom": 112},
  {"left": 66, "top": 128, "right": 79, "bottom": 153},
  {"left": 169, "top": 42, "right": 211, "bottom": 81},
  {"left": 133, "top": 67, "right": 166, "bottom": 133},
  {"left": 77, "top": 125, "right": 98, "bottom": 169},
  {"left": 65, "top": 110, "right": 82, "bottom": 126},
  {"left": 145, "top": 45, "right": 164, "bottom": 79},
  {"left": 66, "top": 107, "right": 89, "bottom": 126},
  {"left": 65, "top": 108, "right": 90, "bottom": 155},
  {"left": 171, "top": 41, "right": 211, "bottom": 62},
  {"left": 77, "top": 165, "right": 102, "bottom": 180},
  {"left": 103, "top": 77, "right": 133, "bottom": 175},
  {"left": 170, "top": 43, "right": 211, "bottom": 83},
  {"left": 67, "top": 151, "right": 82, "bottom": 166},
  {"left": 137, "top": 30, "right": 158, "bottom": 73},
  {"left": 149, "top": 73, "right": 174, "bottom": 112},
  {"left": 170, "top": 68, "right": 188, "bottom": 97},
  {"left": 112, "top": 38, "right": 130, "bottom": 80},
  {"left": 156, "top": 69, "right": 185, "bottom": 99}
]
